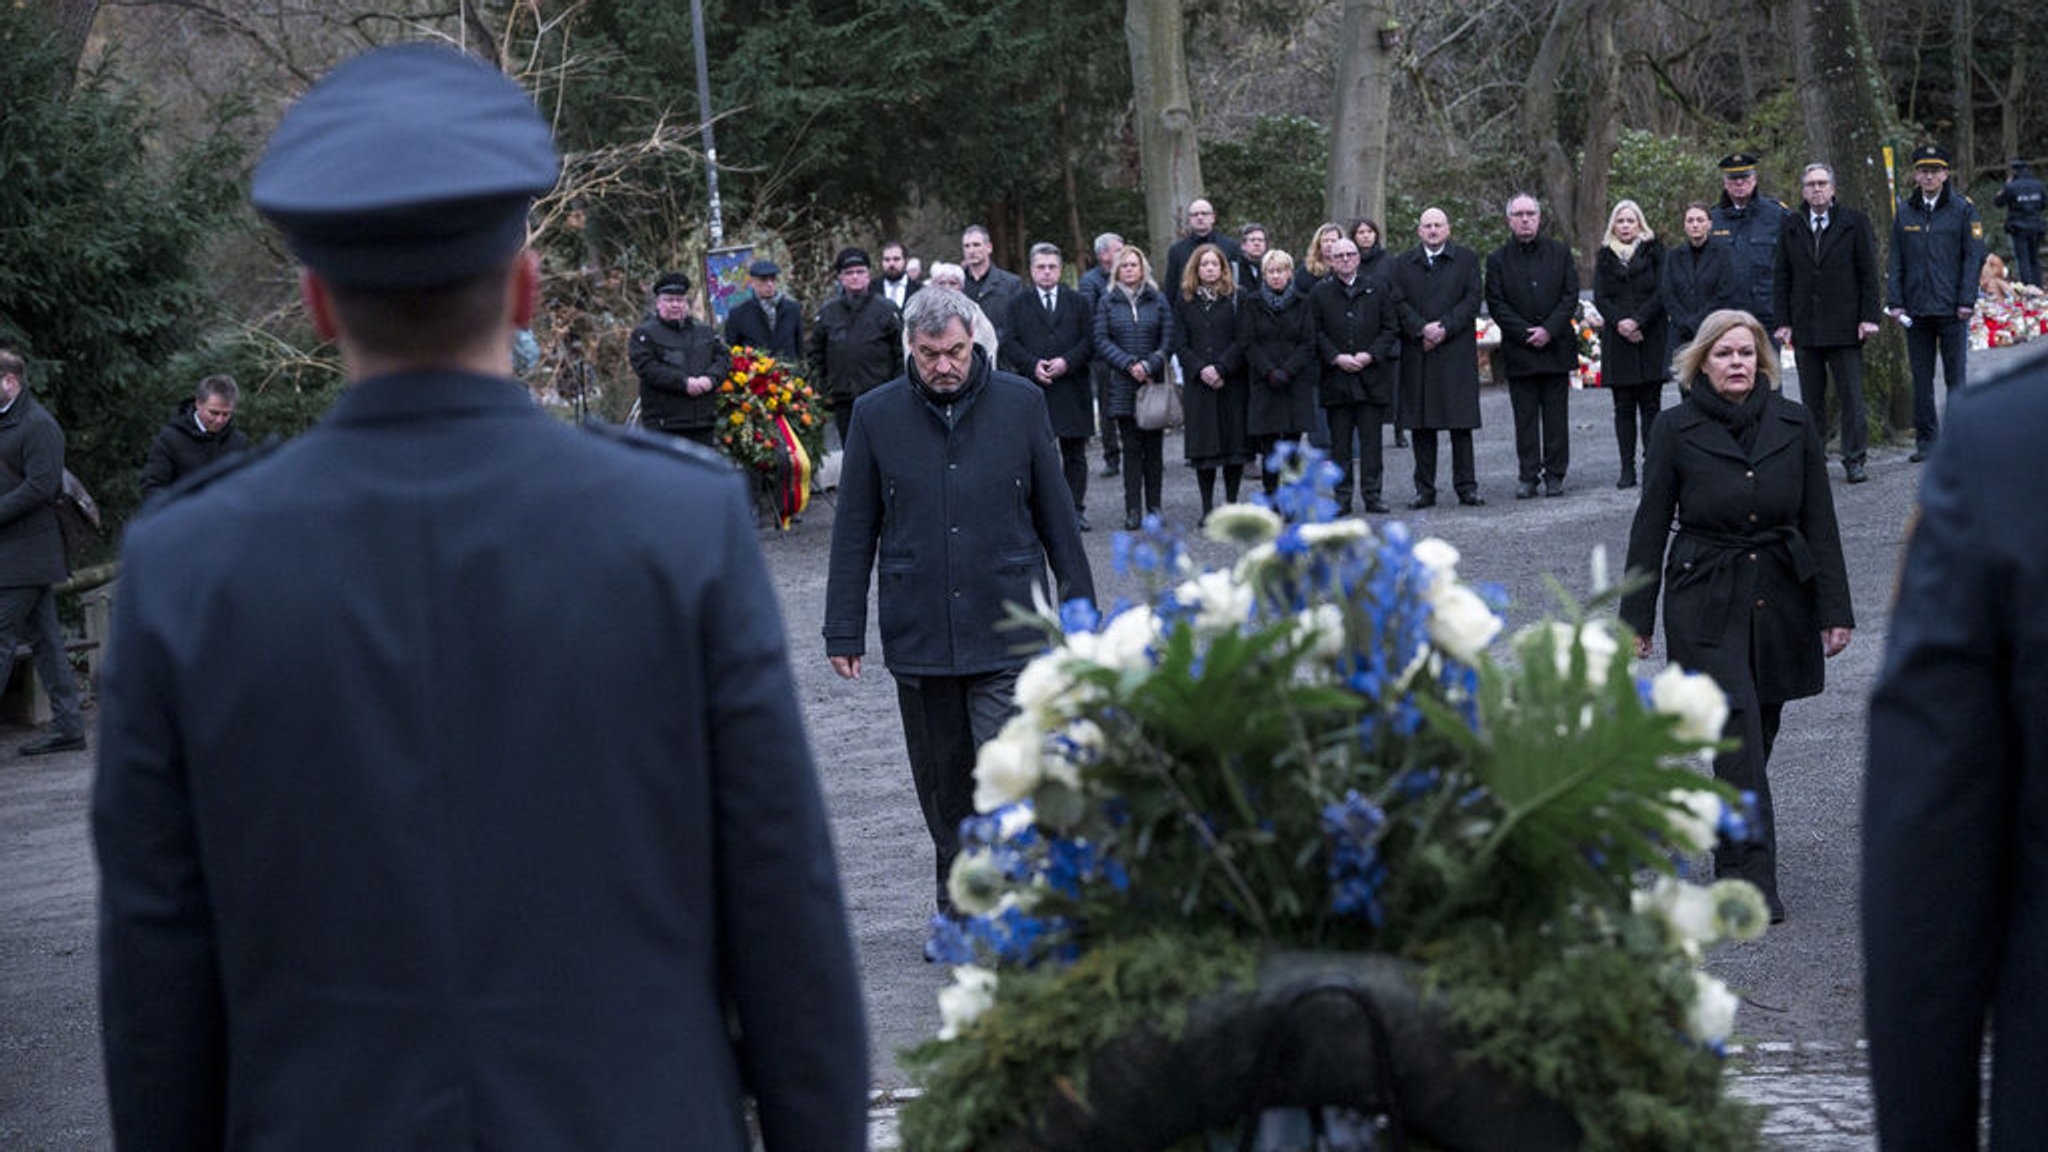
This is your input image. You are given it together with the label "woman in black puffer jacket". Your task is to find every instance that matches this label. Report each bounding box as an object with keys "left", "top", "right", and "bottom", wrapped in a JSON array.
[{"left": 1093, "top": 245, "right": 1175, "bottom": 529}]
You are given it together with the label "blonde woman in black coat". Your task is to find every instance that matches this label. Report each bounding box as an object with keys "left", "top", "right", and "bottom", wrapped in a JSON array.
[
  {"left": 1093, "top": 245, "right": 1175, "bottom": 528},
  {"left": 1592, "top": 199, "right": 1667, "bottom": 488},
  {"left": 1244, "top": 249, "right": 1317, "bottom": 496},
  {"left": 1173, "top": 243, "right": 1251, "bottom": 518},
  {"left": 1621, "top": 309, "right": 1853, "bottom": 923}
]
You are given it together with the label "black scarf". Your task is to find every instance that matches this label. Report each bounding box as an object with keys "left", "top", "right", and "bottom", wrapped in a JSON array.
[
  {"left": 1688, "top": 377, "right": 1769, "bottom": 453},
  {"left": 1260, "top": 280, "right": 1297, "bottom": 310},
  {"left": 909, "top": 344, "right": 990, "bottom": 410}
]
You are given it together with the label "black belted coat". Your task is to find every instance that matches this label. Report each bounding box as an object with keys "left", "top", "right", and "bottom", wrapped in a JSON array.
[{"left": 1620, "top": 385, "right": 1853, "bottom": 710}]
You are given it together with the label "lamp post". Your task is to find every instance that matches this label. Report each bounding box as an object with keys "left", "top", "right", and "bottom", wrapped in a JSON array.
[{"left": 690, "top": 0, "right": 724, "bottom": 247}]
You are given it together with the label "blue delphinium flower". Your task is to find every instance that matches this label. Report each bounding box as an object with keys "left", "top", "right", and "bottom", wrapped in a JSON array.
[
  {"left": 925, "top": 914, "right": 974, "bottom": 964},
  {"left": 1061, "top": 597, "right": 1101, "bottom": 635},
  {"left": 1322, "top": 790, "right": 1389, "bottom": 926}
]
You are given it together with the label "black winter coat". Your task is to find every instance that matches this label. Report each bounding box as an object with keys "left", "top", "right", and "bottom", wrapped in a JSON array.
[
  {"left": 1773, "top": 204, "right": 1881, "bottom": 347},
  {"left": 1620, "top": 386, "right": 1853, "bottom": 710},
  {"left": 1485, "top": 237, "right": 1580, "bottom": 378},
  {"left": 1001, "top": 285, "right": 1096, "bottom": 439},
  {"left": 1711, "top": 193, "right": 1792, "bottom": 326},
  {"left": 140, "top": 400, "right": 251, "bottom": 500},
  {"left": 1390, "top": 244, "right": 1484, "bottom": 430},
  {"left": 963, "top": 265, "right": 1024, "bottom": 342},
  {"left": 630, "top": 316, "right": 731, "bottom": 432},
  {"left": 1593, "top": 241, "right": 1669, "bottom": 389},
  {"left": 809, "top": 290, "right": 904, "bottom": 406},
  {"left": 1172, "top": 291, "right": 1251, "bottom": 464},
  {"left": 1243, "top": 285, "right": 1318, "bottom": 438},
  {"left": 1310, "top": 274, "right": 1400, "bottom": 408},
  {"left": 0, "top": 392, "right": 68, "bottom": 587},
  {"left": 722, "top": 294, "right": 803, "bottom": 360},
  {"left": 1164, "top": 231, "right": 1245, "bottom": 305},
  {"left": 823, "top": 350, "right": 1095, "bottom": 676},
  {"left": 1888, "top": 187, "right": 1987, "bottom": 317},
  {"left": 1661, "top": 240, "right": 1736, "bottom": 350},
  {"left": 1093, "top": 283, "right": 1175, "bottom": 419}
]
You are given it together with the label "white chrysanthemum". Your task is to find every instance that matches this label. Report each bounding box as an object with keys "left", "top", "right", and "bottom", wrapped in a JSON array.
[
  {"left": 1710, "top": 879, "right": 1772, "bottom": 942},
  {"left": 1177, "top": 569, "right": 1255, "bottom": 634},
  {"left": 1427, "top": 583, "right": 1502, "bottom": 663},
  {"left": 1412, "top": 537, "right": 1461, "bottom": 593},
  {"left": 972, "top": 716, "right": 1043, "bottom": 812},
  {"left": 1094, "top": 606, "right": 1161, "bottom": 672},
  {"left": 937, "top": 965, "right": 999, "bottom": 1040},
  {"left": 1664, "top": 789, "right": 1723, "bottom": 854},
  {"left": 1651, "top": 665, "right": 1731, "bottom": 744},
  {"left": 1298, "top": 520, "right": 1371, "bottom": 546},
  {"left": 946, "top": 850, "right": 1006, "bottom": 917},
  {"left": 1203, "top": 503, "right": 1284, "bottom": 547},
  {"left": 1684, "top": 971, "right": 1740, "bottom": 1047}
]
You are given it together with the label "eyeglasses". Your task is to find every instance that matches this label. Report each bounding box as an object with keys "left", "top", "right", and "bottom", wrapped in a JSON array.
[{"left": 1802, "top": 179, "right": 1832, "bottom": 187}]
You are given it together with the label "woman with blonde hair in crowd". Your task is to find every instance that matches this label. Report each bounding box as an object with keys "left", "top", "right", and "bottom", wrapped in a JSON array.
[
  {"left": 1244, "top": 249, "right": 1317, "bottom": 495},
  {"left": 1592, "top": 199, "right": 1668, "bottom": 488},
  {"left": 1293, "top": 222, "right": 1345, "bottom": 294},
  {"left": 1093, "top": 244, "right": 1175, "bottom": 528},
  {"left": 1621, "top": 308, "right": 1853, "bottom": 924}
]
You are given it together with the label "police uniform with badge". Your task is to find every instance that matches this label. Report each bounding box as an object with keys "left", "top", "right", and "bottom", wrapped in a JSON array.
[
  {"left": 1886, "top": 144, "right": 1987, "bottom": 459},
  {"left": 1995, "top": 159, "right": 2047, "bottom": 287},
  {"left": 630, "top": 270, "right": 732, "bottom": 448},
  {"left": 1710, "top": 153, "right": 1793, "bottom": 333},
  {"left": 91, "top": 42, "right": 866, "bottom": 1152}
]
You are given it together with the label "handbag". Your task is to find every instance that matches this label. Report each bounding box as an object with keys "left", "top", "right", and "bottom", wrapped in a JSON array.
[{"left": 1134, "top": 378, "right": 1183, "bottom": 431}]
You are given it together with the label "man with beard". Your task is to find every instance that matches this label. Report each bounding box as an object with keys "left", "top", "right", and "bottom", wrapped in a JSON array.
[
  {"left": 1888, "top": 144, "right": 1987, "bottom": 461},
  {"left": 825, "top": 287, "right": 1093, "bottom": 918},
  {"left": 1390, "top": 208, "right": 1486, "bottom": 508},
  {"left": 1710, "top": 153, "right": 1792, "bottom": 339},
  {"left": 879, "top": 241, "right": 919, "bottom": 309},
  {"left": 1001, "top": 243, "right": 1096, "bottom": 529},
  {"left": 1485, "top": 193, "right": 1580, "bottom": 499},
  {"left": 630, "top": 271, "right": 731, "bottom": 449},
  {"left": 1773, "top": 162, "right": 1881, "bottom": 483},
  {"left": 809, "top": 247, "right": 904, "bottom": 446},
  {"left": 722, "top": 258, "right": 802, "bottom": 359},
  {"left": 959, "top": 225, "right": 1022, "bottom": 342},
  {"left": 1163, "top": 198, "right": 1245, "bottom": 303}
]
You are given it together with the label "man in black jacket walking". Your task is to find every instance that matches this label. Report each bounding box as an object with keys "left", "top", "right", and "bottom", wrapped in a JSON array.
[
  {"left": 1485, "top": 194, "right": 1580, "bottom": 498},
  {"left": 825, "top": 286, "right": 1094, "bottom": 914},
  {"left": 1773, "top": 162, "right": 1881, "bottom": 483},
  {"left": 1002, "top": 243, "right": 1096, "bottom": 528},
  {"left": 0, "top": 348, "right": 85, "bottom": 756},
  {"left": 140, "top": 374, "right": 251, "bottom": 500}
]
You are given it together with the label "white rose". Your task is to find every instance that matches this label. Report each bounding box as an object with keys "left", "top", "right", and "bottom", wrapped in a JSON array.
[
  {"left": 1664, "top": 789, "right": 1723, "bottom": 855},
  {"left": 1176, "top": 570, "right": 1255, "bottom": 634},
  {"left": 1013, "top": 654, "right": 1077, "bottom": 727},
  {"left": 1427, "top": 583, "right": 1502, "bottom": 663},
  {"left": 937, "top": 965, "right": 999, "bottom": 1040},
  {"left": 973, "top": 716, "right": 1043, "bottom": 812},
  {"left": 1412, "top": 537, "right": 1460, "bottom": 594},
  {"left": 1684, "top": 971, "right": 1740, "bottom": 1048},
  {"left": 1651, "top": 665, "right": 1731, "bottom": 745},
  {"left": 1095, "top": 606, "right": 1161, "bottom": 672}
]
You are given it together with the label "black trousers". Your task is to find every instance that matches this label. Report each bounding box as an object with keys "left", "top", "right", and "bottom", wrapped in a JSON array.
[
  {"left": 1059, "top": 436, "right": 1090, "bottom": 513},
  {"left": 1411, "top": 428, "right": 1477, "bottom": 499},
  {"left": 0, "top": 585, "right": 82, "bottom": 739},
  {"left": 2014, "top": 230, "right": 2044, "bottom": 286},
  {"left": 832, "top": 400, "right": 854, "bottom": 449},
  {"left": 1115, "top": 417, "right": 1164, "bottom": 517},
  {"left": 1507, "top": 373, "right": 1570, "bottom": 484},
  {"left": 1794, "top": 343, "right": 1868, "bottom": 465},
  {"left": 1093, "top": 361, "right": 1120, "bottom": 465},
  {"left": 894, "top": 667, "right": 1020, "bottom": 911},
  {"left": 1905, "top": 316, "right": 1968, "bottom": 449},
  {"left": 1325, "top": 401, "right": 1385, "bottom": 508},
  {"left": 1609, "top": 383, "right": 1661, "bottom": 473},
  {"left": 1713, "top": 701, "right": 1786, "bottom": 914}
]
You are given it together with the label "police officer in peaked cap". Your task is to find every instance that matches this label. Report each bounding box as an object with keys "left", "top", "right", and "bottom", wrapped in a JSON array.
[{"left": 91, "top": 42, "right": 866, "bottom": 1152}]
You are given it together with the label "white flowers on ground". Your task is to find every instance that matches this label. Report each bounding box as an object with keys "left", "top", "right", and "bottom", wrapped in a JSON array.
[
  {"left": 1685, "top": 971, "right": 1741, "bottom": 1048},
  {"left": 1649, "top": 665, "right": 1730, "bottom": 744},
  {"left": 937, "top": 965, "right": 999, "bottom": 1040}
]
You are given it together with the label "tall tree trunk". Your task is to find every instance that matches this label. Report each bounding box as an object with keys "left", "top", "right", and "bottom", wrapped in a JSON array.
[
  {"left": 1952, "top": 0, "right": 1974, "bottom": 180},
  {"left": 1325, "top": 0, "right": 1397, "bottom": 225},
  {"left": 1794, "top": 0, "right": 1910, "bottom": 439},
  {"left": 2001, "top": 49, "right": 2023, "bottom": 166},
  {"left": 1125, "top": 0, "right": 1203, "bottom": 257},
  {"left": 38, "top": 0, "right": 101, "bottom": 97},
  {"left": 1058, "top": 86, "right": 1089, "bottom": 278},
  {"left": 1572, "top": 0, "right": 1622, "bottom": 282},
  {"left": 1522, "top": 0, "right": 1590, "bottom": 248}
]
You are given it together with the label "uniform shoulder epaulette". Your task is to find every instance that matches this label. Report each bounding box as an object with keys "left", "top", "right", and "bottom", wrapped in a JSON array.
[
  {"left": 581, "top": 420, "right": 730, "bottom": 471},
  {"left": 149, "top": 435, "right": 282, "bottom": 506}
]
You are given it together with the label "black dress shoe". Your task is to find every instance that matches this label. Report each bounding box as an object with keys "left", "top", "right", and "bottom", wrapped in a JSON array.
[
  {"left": 1124, "top": 511, "right": 1142, "bottom": 531},
  {"left": 1407, "top": 493, "right": 1437, "bottom": 510},
  {"left": 1393, "top": 431, "right": 1409, "bottom": 448},
  {"left": 1363, "top": 498, "right": 1391, "bottom": 514},
  {"left": 1457, "top": 492, "right": 1486, "bottom": 507},
  {"left": 1543, "top": 479, "right": 1565, "bottom": 498},
  {"left": 1101, "top": 461, "right": 1121, "bottom": 477},
  {"left": 1908, "top": 449, "right": 1929, "bottom": 463},
  {"left": 1616, "top": 472, "right": 1637, "bottom": 489},
  {"left": 1077, "top": 513, "right": 1093, "bottom": 531},
  {"left": 1515, "top": 481, "right": 1539, "bottom": 500},
  {"left": 1844, "top": 462, "right": 1868, "bottom": 484},
  {"left": 20, "top": 732, "right": 85, "bottom": 756}
]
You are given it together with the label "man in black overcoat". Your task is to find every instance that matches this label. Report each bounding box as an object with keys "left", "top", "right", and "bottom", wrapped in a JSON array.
[
  {"left": 1164, "top": 197, "right": 1246, "bottom": 301},
  {"left": 1310, "top": 238, "right": 1401, "bottom": 514},
  {"left": 1080, "top": 233, "right": 1124, "bottom": 477},
  {"left": 810, "top": 246, "right": 905, "bottom": 446},
  {"left": 1866, "top": 358, "right": 2048, "bottom": 1150},
  {"left": 92, "top": 44, "right": 867, "bottom": 1151},
  {"left": 1773, "top": 162, "right": 1881, "bottom": 483},
  {"left": 960, "top": 224, "right": 1023, "bottom": 344},
  {"left": 1390, "top": 208, "right": 1485, "bottom": 508},
  {"left": 630, "top": 270, "right": 732, "bottom": 448},
  {"left": 1484, "top": 193, "right": 1580, "bottom": 498},
  {"left": 0, "top": 347, "right": 86, "bottom": 755},
  {"left": 139, "top": 373, "right": 251, "bottom": 501},
  {"left": 722, "top": 258, "right": 804, "bottom": 359},
  {"left": 1002, "top": 242, "right": 1096, "bottom": 528}
]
